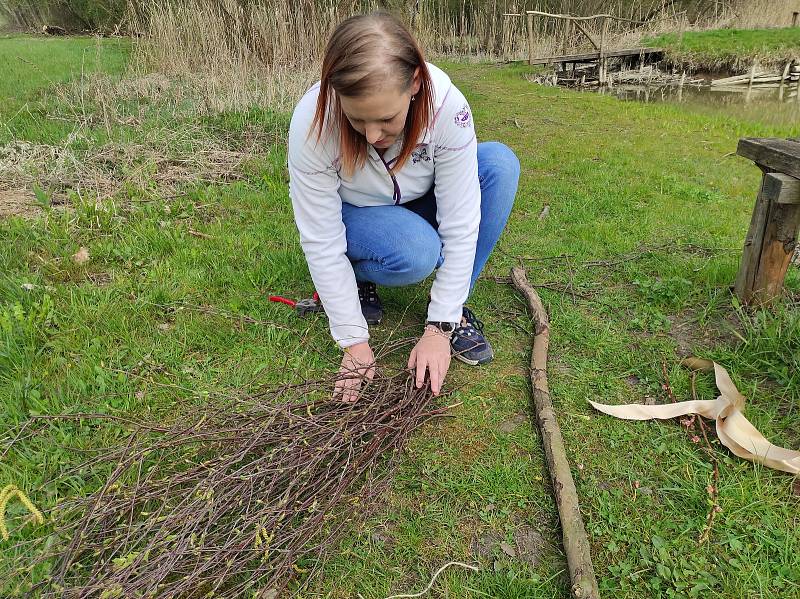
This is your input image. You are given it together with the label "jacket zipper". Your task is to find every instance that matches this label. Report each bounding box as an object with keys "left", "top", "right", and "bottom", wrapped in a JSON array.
[{"left": 377, "top": 151, "right": 401, "bottom": 205}]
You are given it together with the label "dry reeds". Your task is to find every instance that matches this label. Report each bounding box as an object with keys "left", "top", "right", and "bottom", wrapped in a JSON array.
[{"left": 705, "top": 0, "right": 799, "bottom": 29}]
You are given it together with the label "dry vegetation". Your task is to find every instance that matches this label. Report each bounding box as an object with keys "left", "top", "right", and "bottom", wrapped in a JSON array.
[
  {"left": 0, "top": 0, "right": 796, "bottom": 214},
  {"left": 125, "top": 0, "right": 797, "bottom": 110},
  {"left": 6, "top": 360, "right": 446, "bottom": 596}
]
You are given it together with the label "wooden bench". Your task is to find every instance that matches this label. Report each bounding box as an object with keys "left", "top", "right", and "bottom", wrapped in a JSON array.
[{"left": 734, "top": 138, "right": 800, "bottom": 304}]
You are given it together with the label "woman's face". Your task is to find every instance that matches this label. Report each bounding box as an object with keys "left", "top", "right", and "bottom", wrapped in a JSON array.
[{"left": 338, "top": 69, "right": 421, "bottom": 149}]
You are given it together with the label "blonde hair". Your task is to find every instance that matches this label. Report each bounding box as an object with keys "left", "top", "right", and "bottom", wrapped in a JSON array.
[{"left": 312, "top": 11, "right": 434, "bottom": 177}]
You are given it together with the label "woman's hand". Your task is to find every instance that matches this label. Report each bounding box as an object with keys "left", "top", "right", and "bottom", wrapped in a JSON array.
[
  {"left": 408, "top": 326, "right": 452, "bottom": 395},
  {"left": 334, "top": 342, "right": 376, "bottom": 403}
]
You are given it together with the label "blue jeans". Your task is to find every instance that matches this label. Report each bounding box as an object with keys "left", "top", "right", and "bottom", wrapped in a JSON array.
[{"left": 341, "top": 141, "right": 519, "bottom": 295}]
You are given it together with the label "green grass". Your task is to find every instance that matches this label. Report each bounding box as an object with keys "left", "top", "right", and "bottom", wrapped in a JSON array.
[
  {"left": 0, "top": 34, "right": 130, "bottom": 144},
  {"left": 646, "top": 27, "right": 800, "bottom": 72},
  {"left": 2, "top": 36, "right": 800, "bottom": 598}
]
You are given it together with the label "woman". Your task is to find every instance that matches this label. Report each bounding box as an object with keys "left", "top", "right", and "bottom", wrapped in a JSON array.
[{"left": 288, "top": 11, "right": 519, "bottom": 402}]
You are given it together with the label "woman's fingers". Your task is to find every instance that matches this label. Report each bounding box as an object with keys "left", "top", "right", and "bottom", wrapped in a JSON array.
[
  {"left": 342, "top": 378, "right": 360, "bottom": 403},
  {"left": 337, "top": 371, "right": 363, "bottom": 403},
  {"left": 429, "top": 360, "right": 441, "bottom": 395},
  {"left": 407, "top": 346, "right": 417, "bottom": 370},
  {"left": 410, "top": 334, "right": 454, "bottom": 393},
  {"left": 415, "top": 354, "right": 428, "bottom": 389},
  {"left": 335, "top": 343, "right": 375, "bottom": 403}
]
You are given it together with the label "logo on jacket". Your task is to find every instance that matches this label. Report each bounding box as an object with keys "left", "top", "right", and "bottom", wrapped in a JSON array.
[
  {"left": 411, "top": 147, "right": 431, "bottom": 164},
  {"left": 454, "top": 104, "right": 471, "bottom": 128}
]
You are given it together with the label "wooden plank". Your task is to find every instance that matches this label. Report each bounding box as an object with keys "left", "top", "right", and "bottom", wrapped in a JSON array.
[
  {"left": 737, "top": 138, "right": 800, "bottom": 179},
  {"left": 763, "top": 173, "right": 800, "bottom": 204},
  {"left": 527, "top": 47, "right": 662, "bottom": 65}
]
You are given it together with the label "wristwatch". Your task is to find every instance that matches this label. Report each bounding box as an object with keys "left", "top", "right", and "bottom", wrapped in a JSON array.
[{"left": 425, "top": 321, "right": 456, "bottom": 337}]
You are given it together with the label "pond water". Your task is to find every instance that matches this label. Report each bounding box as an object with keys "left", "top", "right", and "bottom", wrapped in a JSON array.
[{"left": 597, "top": 83, "right": 800, "bottom": 130}]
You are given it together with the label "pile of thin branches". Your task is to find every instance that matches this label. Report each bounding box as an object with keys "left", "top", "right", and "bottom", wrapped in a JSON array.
[{"left": 8, "top": 367, "right": 443, "bottom": 597}]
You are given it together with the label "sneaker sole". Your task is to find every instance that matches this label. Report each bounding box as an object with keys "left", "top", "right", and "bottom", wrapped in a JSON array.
[{"left": 453, "top": 352, "right": 493, "bottom": 366}]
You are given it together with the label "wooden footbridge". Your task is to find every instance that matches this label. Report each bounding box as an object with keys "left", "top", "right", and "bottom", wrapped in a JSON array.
[
  {"left": 503, "top": 9, "right": 681, "bottom": 83},
  {"left": 527, "top": 47, "right": 663, "bottom": 67}
]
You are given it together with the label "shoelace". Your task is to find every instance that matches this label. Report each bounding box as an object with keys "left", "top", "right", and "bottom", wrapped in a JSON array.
[
  {"left": 456, "top": 307, "right": 485, "bottom": 337},
  {"left": 358, "top": 282, "right": 379, "bottom": 304}
]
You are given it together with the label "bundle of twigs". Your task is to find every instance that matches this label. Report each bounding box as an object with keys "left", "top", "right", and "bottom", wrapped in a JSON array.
[{"left": 10, "top": 366, "right": 444, "bottom": 597}]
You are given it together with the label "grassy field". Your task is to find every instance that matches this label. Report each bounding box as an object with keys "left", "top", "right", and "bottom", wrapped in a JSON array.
[
  {"left": 0, "top": 34, "right": 130, "bottom": 144},
  {"left": 646, "top": 27, "right": 800, "bottom": 72},
  {"left": 1, "top": 36, "right": 799, "bottom": 598}
]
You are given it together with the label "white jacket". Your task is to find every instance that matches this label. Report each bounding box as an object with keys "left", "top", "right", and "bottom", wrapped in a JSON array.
[{"left": 288, "top": 63, "right": 480, "bottom": 348}]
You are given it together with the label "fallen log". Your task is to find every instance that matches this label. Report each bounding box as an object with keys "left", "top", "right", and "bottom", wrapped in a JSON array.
[{"left": 511, "top": 266, "right": 600, "bottom": 599}]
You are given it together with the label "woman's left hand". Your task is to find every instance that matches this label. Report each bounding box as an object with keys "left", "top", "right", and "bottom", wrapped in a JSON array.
[{"left": 408, "top": 326, "right": 452, "bottom": 395}]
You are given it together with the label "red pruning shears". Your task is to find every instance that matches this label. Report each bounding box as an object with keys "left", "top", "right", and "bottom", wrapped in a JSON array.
[{"left": 269, "top": 291, "right": 324, "bottom": 317}]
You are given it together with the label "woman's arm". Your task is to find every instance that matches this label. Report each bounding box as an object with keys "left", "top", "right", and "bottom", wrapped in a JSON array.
[
  {"left": 287, "top": 90, "right": 369, "bottom": 348},
  {"left": 428, "top": 85, "right": 481, "bottom": 325}
]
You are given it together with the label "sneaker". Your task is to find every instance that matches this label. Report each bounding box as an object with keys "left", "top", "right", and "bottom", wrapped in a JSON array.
[
  {"left": 357, "top": 281, "right": 383, "bottom": 325},
  {"left": 451, "top": 306, "right": 494, "bottom": 365}
]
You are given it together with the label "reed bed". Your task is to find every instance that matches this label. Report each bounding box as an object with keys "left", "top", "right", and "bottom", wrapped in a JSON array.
[{"left": 123, "top": 0, "right": 692, "bottom": 110}]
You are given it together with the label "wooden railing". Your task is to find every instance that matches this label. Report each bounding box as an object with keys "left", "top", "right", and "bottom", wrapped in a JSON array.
[{"left": 503, "top": 10, "right": 685, "bottom": 83}]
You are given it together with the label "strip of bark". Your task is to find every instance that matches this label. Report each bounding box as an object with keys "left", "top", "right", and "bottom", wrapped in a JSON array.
[{"left": 511, "top": 266, "right": 600, "bottom": 599}]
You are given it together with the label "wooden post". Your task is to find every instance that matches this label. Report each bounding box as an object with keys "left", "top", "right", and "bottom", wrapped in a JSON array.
[
  {"left": 793, "top": 11, "right": 799, "bottom": 27},
  {"left": 562, "top": 18, "right": 572, "bottom": 56},
  {"left": 598, "top": 16, "right": 608, "bottom": 85},
  {"left": 526, "top": 12, "right": 534, "bottom": 65},
  {"left": 734, "top": 138, "right": 800, "bottom": 304},
  {"left": 779, "top": 62, "right": 791, "bottom": 100}
]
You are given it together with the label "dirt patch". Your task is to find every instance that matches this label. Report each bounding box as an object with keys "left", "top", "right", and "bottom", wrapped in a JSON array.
[
  {"left": 85, "top": 271, "right": 114, "bottom": 286},
  {"left": 666, "top": 307, "right": 746, "bottom": 358},
  {"left": 667, "top": 313, "right": 696, "bottom": 357},
  {"left": 0, "top": 189, "right": 41, "bottom": 219},
  {"left": 624, "top": 374, "right": 641, "bottom": 388},
  {"left": 471, "top": 523, "right": 548, "bottom": 567},
  {"left": 369, "top": 524, "right": 396, "bottom": 548},
  {"left": 513, "top": 525, "right": 547, "bottom": 566},
  {"left": 471, "top": 529, "right": 504, "bottom": 562},
  {"left": 497, "top": 413, "right": 528, "bottom": 434},
  {"left": 0, "top": 125, "right": 267, "bottom": 207}
]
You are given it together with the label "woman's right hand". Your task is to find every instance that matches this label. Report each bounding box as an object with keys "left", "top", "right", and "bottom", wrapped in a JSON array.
[{"left": 334, "top": 342, "right": 375, "bottom": 403}]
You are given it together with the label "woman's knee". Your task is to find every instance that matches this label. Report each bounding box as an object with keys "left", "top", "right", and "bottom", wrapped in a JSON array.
[
  {"left": 478, "top": 141, "right": 521, "bottom": 183},
  {"left": 381, "top": 232, "right": 441, "bottom": 286}
]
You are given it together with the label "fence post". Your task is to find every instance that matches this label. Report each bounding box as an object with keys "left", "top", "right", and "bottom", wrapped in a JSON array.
[
  {"left": 562, "top": 18, "right": 572, "bottom": 56},
  {"left": 526, "top": 12, "right": 534, "bottom": 65},
  {"left": 598, "top": 16, "right": 608, "bottom": 84}
]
